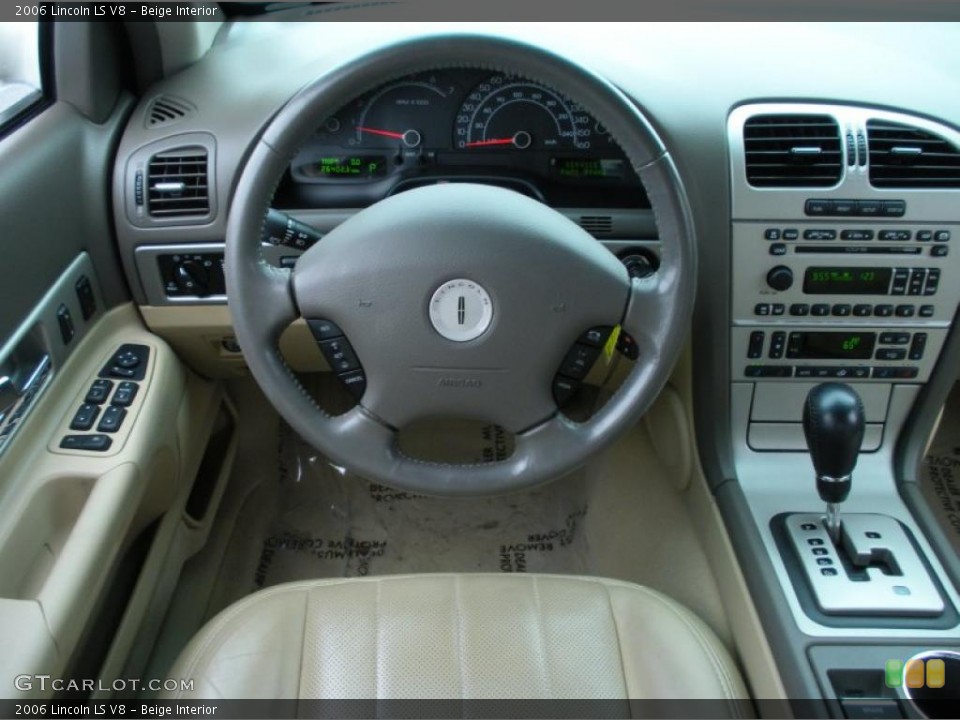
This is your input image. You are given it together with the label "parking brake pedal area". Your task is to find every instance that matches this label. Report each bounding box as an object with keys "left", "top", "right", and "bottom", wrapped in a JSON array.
[{"left": 785, "top": 513, "right": 944, "bottom": 616}]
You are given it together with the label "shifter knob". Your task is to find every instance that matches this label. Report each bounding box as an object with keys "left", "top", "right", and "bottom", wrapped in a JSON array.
[{"left": 803, "top": 382, "right": 865, "bottom": 505}]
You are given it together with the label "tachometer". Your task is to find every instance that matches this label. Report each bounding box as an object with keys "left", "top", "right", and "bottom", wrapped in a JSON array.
[
  {"left": 454, "top": 74, "right": 593, "bottom": 150},
  {"left": 348, "top": 75, "right": 456, "bottom": 150}
]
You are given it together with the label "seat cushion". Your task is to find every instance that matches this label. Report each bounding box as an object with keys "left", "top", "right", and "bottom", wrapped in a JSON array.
[{"left": 164, "top": 574, "right": 748, "bottom": 705}]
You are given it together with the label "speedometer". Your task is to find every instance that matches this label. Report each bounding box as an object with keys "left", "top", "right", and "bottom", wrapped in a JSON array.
[{"left": 454, "top": 74, "right": 593, "bottom": 150}]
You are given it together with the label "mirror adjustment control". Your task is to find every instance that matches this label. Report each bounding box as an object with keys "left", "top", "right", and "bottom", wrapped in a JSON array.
[
  {"left": 97, "top": 405, "right": 127, "bottom": 433},
  {"left": 100, "top": 344, "right": 150, "bottom": 381},
  {"left": 70, "top": 403, "right": 100, "bottom": 431},
  {"left": 766, "top": 266, "right": 793, "bottom": 291}
]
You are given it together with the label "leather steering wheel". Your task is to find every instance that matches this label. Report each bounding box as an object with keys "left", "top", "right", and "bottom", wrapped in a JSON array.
[{"left": 226, "top": 34, "right": 696, "bottom": 496}]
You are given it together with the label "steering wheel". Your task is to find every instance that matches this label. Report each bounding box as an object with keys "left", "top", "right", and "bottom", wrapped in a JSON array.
[{"left": 226, "top": 34, "right": 696, "bottom": 496}]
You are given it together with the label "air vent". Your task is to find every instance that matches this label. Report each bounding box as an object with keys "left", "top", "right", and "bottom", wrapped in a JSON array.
[
  {"left": 743, "top": 114, "right": 843, "bottom": 188},
  {"left": 867, "top": 120, "right": 960, "bottom": 189},
  {"left": 578, "top": 215, "right": 613, "bottom": 236},
  {"left": 145, "top": 95, "right": 195, "bottom": 128},
  {"left": 147, "top": 148, "right": 209, "bottom": 218}
]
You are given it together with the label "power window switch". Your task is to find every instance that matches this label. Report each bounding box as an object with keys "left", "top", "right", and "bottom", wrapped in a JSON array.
[
  {"left": 97, "top": 405, "right": 127, "bottom": 433},
  {"left": 84, "top": 379, "right": 113, "bottom": 405},
  {"left": 60, "top": 434, "right": 112, "bottom": 452},
  {"left": 111, "top": 381, "right": 139, "bottom": 407},
  {"left": 75, "top": 275, "right": 97, "bottom": 321},
  {"left": 57, "top": 304, "right": 75, "bottom": 345},
  {"left": 70, "top": 403, "right": 100, "bottom": 431}
]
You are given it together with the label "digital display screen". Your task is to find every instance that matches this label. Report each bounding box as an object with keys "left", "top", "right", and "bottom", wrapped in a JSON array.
[
  {"left": 307, "top": 155, "right": 388, "bottom": 179},
  {"left": 786, "top": 332, "right": 876, "bottom": 360},
  {"left": 803, "top": 267, "right": 892, "bottom": 295},
  {"left": 551, "top": 157, "right": 626, "bottom": 180}
]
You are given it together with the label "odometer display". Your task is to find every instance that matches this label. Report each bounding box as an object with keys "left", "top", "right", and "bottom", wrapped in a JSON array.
[
  {"left": 302, "top": 155, "right": 388, "bottom": 180},
  {"left": 552, "top": 157, "right": 625, "bottom": 179},
  {"left": 803, "top": 267, "right": 892, "bottom": 294}
]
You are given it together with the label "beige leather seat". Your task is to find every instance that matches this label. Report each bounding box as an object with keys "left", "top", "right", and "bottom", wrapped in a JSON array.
[{"left": 166, "top": 574, "right": 748, "bottom": 708}]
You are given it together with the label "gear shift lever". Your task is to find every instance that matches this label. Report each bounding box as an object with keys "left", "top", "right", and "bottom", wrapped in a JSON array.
[{"left": 802, "top": 382, "right": 865, "bottom": 543}]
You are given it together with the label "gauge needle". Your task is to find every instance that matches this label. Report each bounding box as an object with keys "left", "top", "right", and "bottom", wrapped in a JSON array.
[
  {"left": 356, "top": 126, "right": 406, "bottom": 139},
  {"left": 464, "top": 138, "right": 516, "bottom": 147}
]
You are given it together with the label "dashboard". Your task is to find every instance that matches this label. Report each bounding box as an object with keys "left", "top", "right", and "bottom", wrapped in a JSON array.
[{"left": 275, "top": 69, "right": 646, "bottom": 209}]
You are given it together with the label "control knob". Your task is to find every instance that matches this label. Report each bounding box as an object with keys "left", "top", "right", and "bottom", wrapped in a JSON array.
[
  {"left": 766, "top": 265, "right": 794, "bottom": 292},
  {"left": 174, "top": 259, "right": 210, "bottom": 297}
]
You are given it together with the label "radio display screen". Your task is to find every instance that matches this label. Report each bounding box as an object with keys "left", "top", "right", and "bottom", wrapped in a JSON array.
[
  {"left": 803, "top": 267, "right": 892, "bottom": 294},
  {"left": 787, "top": 332, "right": 876, "bottom": 360}
]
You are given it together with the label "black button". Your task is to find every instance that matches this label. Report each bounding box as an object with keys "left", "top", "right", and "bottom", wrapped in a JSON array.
[
  {"left": 60, "top": 434, "right": 112, "bottom": 452},
  {"left": 891, "top": 268, "right": 909, "bottom": 295},
  {"left": 808, "top": 538, "right": 824, "bottom": 546},
  {"left": 821, "top": 568, "right": 838, "bottom": 576},
  {"left": 916, "top": 230, "right": 933, "bottom": 242},
  {"left": 111, "top": 381, "right": 139, "bottom": 407},
  {"left": 790, "top": 304, "right": 810, "bottom": 316},
  {"left": 803, "top": 229, "right": 837, "bottom": 241},
  {"left": 114, "top": 351, "right": 140, "bottom": 369},
  {"left": 100, "top": 344, "right": 150, "bottom": 381},
  {"left": 764, "top": 228, "right": 781, "bottom": 240},
  {"left": 853, "top": 304, "right": 873, "bottom": 317},
  {"left": 70, "top": 403, "right": 100, "bottom": 431},
  {"left": 909, "top": 333, "right": 927, "bottom": 361},
  {"left": 919, "top": 304, "right": 935, "bottom": 318},
  {"left": 857, "top": 200, "right": 881, "bottom": 216},
  {"left": 769, "top": 332, "right": 786, "bottom": 359},
  {"left": 895, "top": 304, "right": 915, "bottom": 318},
  {"left": 879, "top": 332, "right": 910, "bottom": 345},
  {"left": 338, "top": 370, "right": 367, "bottom": 400},
  {"left": 874, "top": 304, "right": 893, "bottom": 317},
  {"left": 84, "top": 379, "right": 113, "bottom": 405},
  {"left": 782, "top": 229, "right": 799, "bottom": 240},
  {"left": 771, "top": 304, "right": 786, "bottom": 316},
  {"left": 811, "top": 304, "right": 830, "bottom": 317},
  {"left": 831, "top": 304, "right": 852, "bottom": 317},
  {"left": 934, "top": 230, "right": 951, "bottom": 242},
  {"left": 307, "top": 319, "right": 344, "bottom": 342},
  {"left": 552, "top": 376, "right": 580, "bottom": 407},
  {"left": 319, "top": 338, "right": 361, "bottom": 374},
  {"left": 769, "top": 243, "right": 787, "bottom": 256},
  {"left": 579, "top": 327, "right": 611, "bottom": 348},
  {"left": 109, "top": 366, "right": 137, "bottom": 378},
  {"left": 878, "top": 230, "right": 911, "bottom": 241},
  {"left": 840, "top": 229, "right": 874, "bottom": 241},
  {"left": 805, "top": 199, "right": 832, "bottom": 216},
  {"left": 748, "top": 331, "right": 765, "bottom": 359},
  {"left": 875, "top": 348, "right": 906, "bottom": 361},
  {"left": 97, "top": 405, "right": 127, "bottom": 433},
  {"left": 840, "top": 699, "right": 903, "bottom": 719},
  {"left": 924, "top": 268, "right": 941, "bottom": 295},
  {"left": 559, "top": 344, "right": 601, "bottom": 380},
  {"left": 932, "top": 245, "right": 949, "bottom": 257},
  {"left": 754, "top": 303, "right": 771, "bottom": 316},
  {"left": 617, "top": 332, "right": 639, "bottom": 360},
  {"left": 873, "top": 366, "right": 919, "bottom": 379},
  {"left": 795, "top": 367, "right": 814, "bottom": 378},
  {"left": 881, "top": 200, "right": 906, "bottom": 216},
  {"left": 744, "top": 366, "right": 793, "bottom": 378},
  {"left": 833, "top": 199, "right": 857, "bottom": 216},
  {"left": 57, "top": 304, "right": 75, "bottom": 345},
  {"left": 75, "top": 275, "right": 97, "bottom": 321},
  {"left": 816, "top": 557, "right": 833, "bottom": 566},
  {"left": 812, "top": 547, "right": 828, "bottom": 556}
]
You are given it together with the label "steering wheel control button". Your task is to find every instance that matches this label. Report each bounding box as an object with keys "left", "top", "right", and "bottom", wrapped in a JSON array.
[
  {"left": 559, "top": 343, "right": 601, "bottom": 380},
  {"left": 100, "top": 344, "right": 150, "bottom": 381},
  {"left": 111, "top": 381, "right": 139, "bottom": 408},
  {"left": 70, "top": 403, "right": 100, "bottom": 431},
  {"left": 339, "top": 370, "right": 367, "bottom": 400},
  {"left": 97, "top": 405, "right": 127, "bottom": 434},
  {"left": 60, "top": 434, "right": 112, "bottom": 452},
  {"left": 617, "top": 332, "right": 640, "bottom": 360},
  {"left": 428, "top": 279, "right": 493, "bottom": 342},
  {"left": 84, "top": 379, "right": 114, "bottom": 405},
  {"left": 319, "top": 338, "right": 360, "bottom": 373},
  {"left": 579, "top": 326, "right": 612, "bottom": 348},
  {"left": 307, "top": 319, "right": 344, "bottom": 342},
  {"left": 552, "top": 376, "right": 580, "bottom": 407}
]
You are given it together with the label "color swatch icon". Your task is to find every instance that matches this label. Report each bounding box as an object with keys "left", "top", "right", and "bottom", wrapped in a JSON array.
[{"left": 886, "top": 657, "right": 947, "bottom": 688}]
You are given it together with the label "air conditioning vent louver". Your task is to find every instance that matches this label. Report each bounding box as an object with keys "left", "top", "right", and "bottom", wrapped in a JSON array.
[
  {"left": 147, "top": 148, "right": 209, "bottom": 217},
  {"left": 867, "top": 120, "right": 960, "bottom": 189},
  {"left": 578, "top": 215, "right": 613, "bottom": 236},
  {"left": 743, "top": 114, "right": 843, "bottom": 187},
  {"left": 145, "top": 95, "right": 195, "bottom": 128}
]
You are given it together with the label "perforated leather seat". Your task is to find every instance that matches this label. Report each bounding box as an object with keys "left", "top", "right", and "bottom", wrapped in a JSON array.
[{"left": 165, "top": 574, "right": 748, "bottom": 708}]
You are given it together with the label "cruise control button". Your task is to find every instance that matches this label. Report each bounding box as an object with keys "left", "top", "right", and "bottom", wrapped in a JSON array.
[
  {"left": 319, "top": 338, "right": 361, "bottom": 373},
  {"left": 338, "top": 370, "right": 367, "bottom": 400},
  {"left": 84, "top": 379, "right": 113, "bottom": 405},
  {"left": 560, "top": 344, "right": 601, "bottom": 380},
  {"left": 111, "top": 381, "right": 139, "bottom": 407},
  {"left": 579, "top": 327, "right": 611, "bottom": 348},
  {"left": 97, "top": 405, "right": 127, "bottom": 433},
  {"left": 70, "top": 403, "right": 100, "bottom": 431},
  {"left": 552, "top": 376, "right": 580, "bottom": 407},
  {"left": 307, "top": 319, "right": 344, "bottom": 341}
]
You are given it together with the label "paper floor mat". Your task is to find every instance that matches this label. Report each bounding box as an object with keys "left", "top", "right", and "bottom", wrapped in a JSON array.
[
  {"left": 251, "top": 421, "right": 590, "bottom": 590},
  {"left": 919, "top": 384, "right": 960, "bottom": 557}
]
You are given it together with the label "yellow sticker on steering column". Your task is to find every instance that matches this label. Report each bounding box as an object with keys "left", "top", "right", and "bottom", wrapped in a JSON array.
[{"left": 603, "top": 325, "right": 622, "bottom": 363}]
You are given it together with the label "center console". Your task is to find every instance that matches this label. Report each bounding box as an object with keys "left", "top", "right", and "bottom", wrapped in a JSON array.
[{"left": 727, "top": 103, "right": 960, "bottom": 716}]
